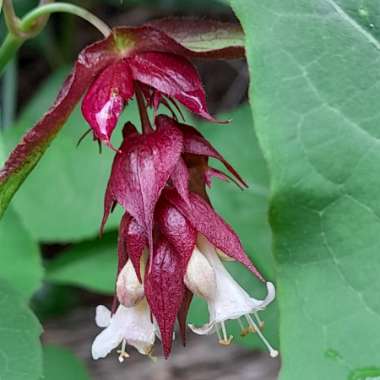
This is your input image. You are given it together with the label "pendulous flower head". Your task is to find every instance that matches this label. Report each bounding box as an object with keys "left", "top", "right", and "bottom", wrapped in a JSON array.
[
  {"left": 0, "top": 14, "right": 277, "bottom": 364},
  {"left": 97, "top": 114, "right": 278, "bottom": 360}
]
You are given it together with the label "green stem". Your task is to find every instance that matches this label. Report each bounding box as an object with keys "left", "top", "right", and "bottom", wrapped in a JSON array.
[
  {"left": 21, "top": 3, "right": 111, "bottom": 37},
  {"left": 0, "top": 34, "right": 22, "bottom": 77},
  {"left": 3, "top": 0, "right": 23, "bottom": 37},
  {"left": 0, "top": 2, "right": 111, "bottom": 76},
  {"left": 2, "top": 58, "right": 17, "bottom": 129}
]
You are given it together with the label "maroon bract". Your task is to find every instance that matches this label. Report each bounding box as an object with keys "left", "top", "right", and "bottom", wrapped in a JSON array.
[
  {"left": 144, "top": 235, "right": 185, "bottom": 358},
  {"left": 102, "top": 121, "right": 183, "bottom": 257},
  {"left": 82, "top": 50, "right": 216, "bottom": 144},
  {"left": 155, "top": 115, "right": 247, "bottom": 192},
  {"left": 81, "top": 60, "right": 134, "bottom": 147},
  {"left": 163, "top": 188, "right": 264, "bottom": 282},
  {"left": 0, "top": 19, "right": 245, "bottom": 217}
]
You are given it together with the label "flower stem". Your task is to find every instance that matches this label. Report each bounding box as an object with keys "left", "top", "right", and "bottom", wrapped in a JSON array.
[
  {"left": 21, "top": 3, "right": 111, "bottom": 37},
  {"left": 3, "top": 0, "right": 23, "bottom": 37},
  {"left": 0, "top": 34, "right": 22, "bottom": 77},
  {"left": 0, "top": 2, "right": 111, "bottom": 76},
  {"left": 1, "top": 58, "right": 17, "bottom": 129},
  {"left": 135, "top": 84, "right": 153, "bottom": 134}
]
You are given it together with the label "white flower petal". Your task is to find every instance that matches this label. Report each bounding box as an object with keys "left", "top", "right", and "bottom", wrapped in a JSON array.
[
  {"left": 122, "top": 300, "right": 155, "bottom": 355},
  {"left": 92, "top": 299, "right": 156, "bottom": 359},
  {"left": 198, "top": 235, "right": 255, "bottom": 322},
  {"left": 193, "top": 235, "right": 278, "bottom": 357},
  {"left": 188, "top": 321, "right": 216, "bottom": 335},
  {"left": 184, "top": 246, "right": 216, "bottom": 300},
  {"left": 95, "top": 305, "right": 111, "bottom": 328},
  {"left": 92, "top": 307, "right": 129, "bottom": 359},
  {"left": 261, "top": 282, "right": 276, "bottom": 308}
]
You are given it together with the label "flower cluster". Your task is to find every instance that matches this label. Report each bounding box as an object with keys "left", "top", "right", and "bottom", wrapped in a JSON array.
[
  {"left": 83, "top": 31, "right": 278, "bottom": 359},
  {"left": 0, "top": 18, "right": 278, "bottom": 362}
]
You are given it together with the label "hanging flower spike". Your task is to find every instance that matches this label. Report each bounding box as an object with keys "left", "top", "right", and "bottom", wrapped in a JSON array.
[
  {"left": 92, "top": 261, "right": 156, "bottom": 361},
  {"left": 187, "top": 235, "right": 278, "bottom": 358}
]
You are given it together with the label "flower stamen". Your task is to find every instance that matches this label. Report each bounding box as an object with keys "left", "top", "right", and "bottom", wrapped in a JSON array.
[
  {"left": 254, "top": 311, "right": 265, "bottom": 329},
  {"left": 245, "top": 314, "right": 278, "bottom": 358},
  {"left": 117, "top": 339, "right": 130, "bottom": 362},
  {"left": 218, "top": 321, "right": 233, "bottom": 346},
  {"left": 238, "top": 317, "right": 250, "bottom": 337}
]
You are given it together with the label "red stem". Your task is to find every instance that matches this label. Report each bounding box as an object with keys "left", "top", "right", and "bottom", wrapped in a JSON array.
[{"left": 135, "top": 83, "right": 153, "bottom": 134}]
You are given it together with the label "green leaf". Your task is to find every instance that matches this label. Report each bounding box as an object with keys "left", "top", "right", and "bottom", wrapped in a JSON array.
[
  {"left": 46, "top": 232, "right": 117, "bottom": 294},
  {"left": 0, "top": 206, "right": 43, "bottom": 299},
  {"left": 43, "top": 345, "right": 90, "bottom": 380},
  {"left": 189, "top": 105, "right": 278, "bottom": 350},
  {"left": 3, "top": 69, "right": 128, "bottom": 241},
  {"left": 0, "top": 279, "right": 42, "bottom": 380},
  {"left": 230, "top": 0, "right": 380, "bottom": 377}
]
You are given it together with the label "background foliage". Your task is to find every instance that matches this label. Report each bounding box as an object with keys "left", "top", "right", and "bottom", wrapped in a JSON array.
[{"left": 230, "top": 0, "right": 380, "bottom": 379}]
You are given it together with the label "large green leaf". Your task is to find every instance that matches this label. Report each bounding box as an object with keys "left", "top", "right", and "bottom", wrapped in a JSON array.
[
  {"left": 230, "top": 0, "right": 380, "bottom": 378},
  {"left": 46, "top": 232, "right": 117, "bottom": 294},
  {"left": 0, "top": 279, "right": 42, "bottom": 380},
  {"left": 0, "top": 206, "right": 43, "bottom": 299},
  {"left": 3, "top": 69, "right": 128, "bottom": 242},
  {"left": 43, "top": 345, "right": 90, "bottom": 380}
]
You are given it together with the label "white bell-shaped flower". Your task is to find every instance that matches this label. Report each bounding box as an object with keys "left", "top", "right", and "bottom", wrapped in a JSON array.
[
  {"left": 187, "top": 235, "right": 278, "bottom": 358},
  {"left": 92, "top": 298, "right": 155, "bottom": 361}
]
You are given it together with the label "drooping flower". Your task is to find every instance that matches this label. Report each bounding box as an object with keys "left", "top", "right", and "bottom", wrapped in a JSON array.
[
  {"left": 0, "top": 10, "right": 276, "bottom": 364},
  {"left": 186, "top": 235, "right": 278, "bottom": 358},
  {"left": 98, "top": 114, "right": 276, "bottom": 359},
  {"left": 92, "top": 301, "right": 156, "bottom": 361},
  {"left": 92, "top": 260, "right": 156, "bottom": 360}
]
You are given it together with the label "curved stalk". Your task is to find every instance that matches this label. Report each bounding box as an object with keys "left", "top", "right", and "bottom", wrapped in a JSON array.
[
  {"left": 0, "top": 2, "right": 111, "bottom": 76},
  {"left": 21, "top": 3, "right": 111, "bottom": 38}
]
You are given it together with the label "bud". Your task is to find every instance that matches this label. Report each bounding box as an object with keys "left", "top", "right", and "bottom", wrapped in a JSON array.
[{"left": 116, "top": 260, "right": 144, "bottom": 307}]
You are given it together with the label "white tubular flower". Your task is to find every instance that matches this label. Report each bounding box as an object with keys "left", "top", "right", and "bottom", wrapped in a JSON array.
[
  {"left": 184, "top": 246, "right": 217, "bottom": 301},
  {"left": 92, "top": 298, "right": 155, "bottom": 361},
  {"left": 187, "top": 235, "right": 278, "bottom": 358},
  {"left": 116, "top": 260, "right": 144, "bottom": 307}
]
